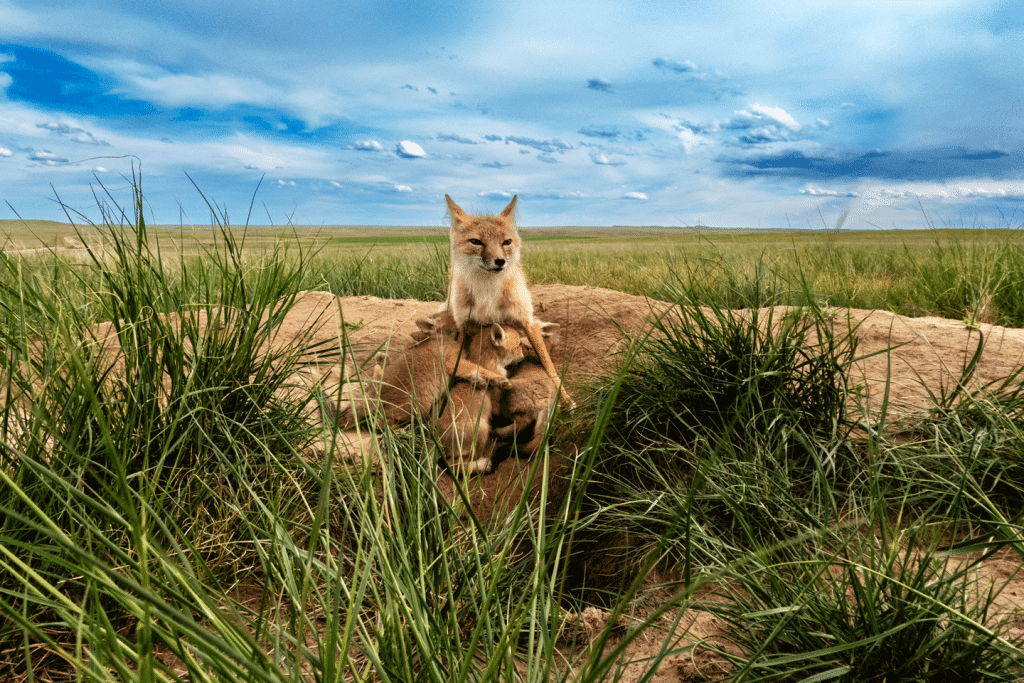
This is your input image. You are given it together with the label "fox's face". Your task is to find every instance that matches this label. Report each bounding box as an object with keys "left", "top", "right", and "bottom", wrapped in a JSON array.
[
  {"left": 472, "top": 323, "right": 525, "bottom": 375},
  {"left": 447, "top": 195, "right": 521, "bottom": 273}
]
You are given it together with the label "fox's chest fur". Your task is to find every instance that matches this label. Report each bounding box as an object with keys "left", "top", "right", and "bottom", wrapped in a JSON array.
[{"left": 449, "top": 257, "right": 534, "bottom": 327}]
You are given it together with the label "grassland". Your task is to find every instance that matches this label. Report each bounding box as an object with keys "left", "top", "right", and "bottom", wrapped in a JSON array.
[{"left": 1, "top": 186, "right": 1023, "bottom": 682}]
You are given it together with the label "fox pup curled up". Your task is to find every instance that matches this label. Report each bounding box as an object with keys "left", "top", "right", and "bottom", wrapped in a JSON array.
[{"left": 441, "top": 194, "right": 573, "bottom": 407}]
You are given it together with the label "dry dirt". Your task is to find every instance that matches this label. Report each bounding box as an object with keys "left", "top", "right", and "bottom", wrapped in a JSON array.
[{"left": 267, "top": 284, "right": 1024, "bottom": 680}]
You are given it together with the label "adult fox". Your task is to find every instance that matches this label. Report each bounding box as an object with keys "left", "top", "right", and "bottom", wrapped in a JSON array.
[{"left": 441, "top": 194, "right": 573, "bottom": 407}]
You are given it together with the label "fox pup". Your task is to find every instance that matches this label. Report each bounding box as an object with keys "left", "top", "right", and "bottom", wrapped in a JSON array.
[
  {"left": 438, "top": 374, "right": 498, "bottom": 474},
  {"left": 340, "top": 319, "right": 524, "bottom": 429},
  {"left": 491, "top": 322, "right": 561, "bottom": 455},
  {"left": 441, "top": 194, "right": 573, "bottom": 407},
  {"left": 417, "top": 317, "right": 560, "bottom": 472}
]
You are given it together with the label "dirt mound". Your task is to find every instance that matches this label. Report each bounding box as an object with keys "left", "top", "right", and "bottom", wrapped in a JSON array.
[
  {"left": 283, "top": 285, "right": 1024, "bottom": 681},
  {"left": 290, "top": 285, "right": 1024, "bottom": 522},
  {"left": 79, "top": 285, "right": 1024, "bottom": 681}
]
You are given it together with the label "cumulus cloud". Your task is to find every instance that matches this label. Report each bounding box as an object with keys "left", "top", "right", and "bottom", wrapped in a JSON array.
[
  {"left": 394, "top": 184, "right": 413, "bottom": 192},
  {"left": 726, "top": 146, "right": 1021, "bottom": 182},
  {"left": 587, "top": 78, "right": 612, "bottom": 92},
  {"left": 652, "top": 57, "right": 698, "bottom": 74},
  {"left": 395, "top": 140, "right": 427, "bottom": 158},
  {"left": 800, "top": 187, "right": 860, "bottom": 197},
  {"left": 436, "top": 132, "right": 477, "bottom": 144},
  {"left": 347, "top": 140, "right": 385, "bottom": 152},
  {"left": 531, "top": 191, "right": 589, "bottom": 200},
  {"left": 624, "top": 192, "right": 648, "bottom": 200},
  {"left": 505, "top": 136, "right": 572, "bottom": 154},
  {"left": 0, "top": 147, "right": 12, "bottom": 157},
  {"left": 114, "top": 68, "right": 287, "bottom": 110},
  {"left": 579, "top": 125, "right": 620, "bottom": 139},
  {"left": 591, "top": 152, "right": 625, "bottom": 166},
  {"left": 724, "top": 104, "right": 804, "bottom": 144},
  {"left": 477, "top": 190, "right": 517, "bottom": 199},
  {"left": 29, "top": 151, "right": 69, "bottom": 165},
  {"left": 864, "top": 184, "right": 1024, "bottom": 201},
  {"left": 36, "top": 122, "right": 109, "bottom": 145},
  {"left": 276, "top": 179, "right": 295, "bottom": 186}
]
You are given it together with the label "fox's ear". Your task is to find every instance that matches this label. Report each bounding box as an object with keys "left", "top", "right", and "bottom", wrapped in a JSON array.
[
  {"left": 445, "top": 194, "right": 468, "bottom": 226},
  {"left": 489, "top": 324, "right": 506, "bottom": 347},
  {"left": 499, "top": 195, "right": 518, "bottom": 220}
]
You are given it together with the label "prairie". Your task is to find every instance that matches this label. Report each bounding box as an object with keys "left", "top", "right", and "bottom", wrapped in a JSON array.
[{"left": 1, "top": 186, "right": 1023, "bottom": 682}]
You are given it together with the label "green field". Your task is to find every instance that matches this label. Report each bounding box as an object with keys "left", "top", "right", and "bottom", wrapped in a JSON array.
[
  {"left": 1, "top": 188, "right": 1023, "bottom": 681},
  {"left": 6, "top": 217, "right": 1024, "bottom": 326}
]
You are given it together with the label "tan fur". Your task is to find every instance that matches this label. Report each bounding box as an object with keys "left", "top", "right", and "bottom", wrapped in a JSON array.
[
  {"left": 491, "top": 322, "right": 560, "bottom": 455},
  {"left": 339, "top": 321, "right": 523, "bottom": 435},
  {"left": 441, "top": 194, "right": 574, "bottom": 407},
  {"left": 424, "top": 317, "right": 561, "bottom": 472},
  {"left": 438, "top": 378, "right": 497, "bottom": 474}
]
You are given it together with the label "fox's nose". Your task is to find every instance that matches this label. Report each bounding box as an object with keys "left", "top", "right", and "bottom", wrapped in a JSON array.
[{"left": 494, "top": 259, "right": 505, "bottom": 267}]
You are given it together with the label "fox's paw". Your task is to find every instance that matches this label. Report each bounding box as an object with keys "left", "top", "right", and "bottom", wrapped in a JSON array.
[
  {"left": 558, "top": 388, "right": 577, "bottom": 411},
  {"left": 470, "top": 457, "right": 493, "bottom": 474}
]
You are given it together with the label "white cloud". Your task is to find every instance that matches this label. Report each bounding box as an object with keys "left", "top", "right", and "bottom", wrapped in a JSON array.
[
  {"left": 590, "top": 152, "right": 625, "bottom": 166},
  {"left": 750, "top": 104, "right": 801, "bottom": 132},
  {"left": 652, "top": 57, "right": 698, "bottom": 74},
  {"left": 624, "top": 191, "right": 648, "bottom": 200},
  {"left": 0, "top": 147, "right": 12, "bottom": 157},
  {"left": 29, "top": 151, "right": 69, "bottom": 164},
  {"left": 276, "top": 179, "right": 296, "bottom": 186},
  {"left": 395, "top": 140, "right": 427, "bottom": 158},
  {"left": 800, "top": 187, "right": 859, "bottom": 197},
  {"left": 115, "top": 67, "right": 285, "bottom": 109},
  {"left": 348, "top": 140, "right": 385, "bottom": 152},
  {"left": 94, "top": 166, "right": 108, "bottom": 173},
  {"left": 394, "top": 184, "right": 413, "bottom": 192},
  {"left": 436, "top": 132, "right": 476, "bottom": 144}
]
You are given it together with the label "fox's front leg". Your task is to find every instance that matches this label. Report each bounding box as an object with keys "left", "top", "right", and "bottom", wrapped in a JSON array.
[{"left": 523, "top": 321, "right": 574, "bottom": 408}]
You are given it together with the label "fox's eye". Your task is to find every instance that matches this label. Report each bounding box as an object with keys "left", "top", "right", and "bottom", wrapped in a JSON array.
[
  {"left": 468, "top": 238, "right": 483, "bottom": 246},
  {"left": 502, "top": 239, "right": 512, "bottom": 246}
]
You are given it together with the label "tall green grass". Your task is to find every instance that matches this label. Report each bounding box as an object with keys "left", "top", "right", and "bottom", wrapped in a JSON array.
[{"left": 2, "top": 178, "right": 1023, "bottom": 681}]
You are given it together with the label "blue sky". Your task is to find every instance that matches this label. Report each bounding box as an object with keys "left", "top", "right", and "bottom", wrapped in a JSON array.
[{"left": 1, "top": 0, "right": 1023, "bottom": 229}]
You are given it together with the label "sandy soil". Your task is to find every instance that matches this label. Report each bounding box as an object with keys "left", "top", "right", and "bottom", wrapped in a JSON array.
[
  {"left": 67, "top": 282, "right": 1024, "bottom": 680},
  {"left": 267, "top": 285, "right": 1024, "bottom": 680}
]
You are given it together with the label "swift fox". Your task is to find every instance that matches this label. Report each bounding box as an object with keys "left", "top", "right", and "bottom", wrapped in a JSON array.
[
  {"left": 339, "top": 318, "right": 524, "bottom": 430},
  {"left": 437, "top": 374, "right": 498, "bottom": 474},
  {"left": 417, "top": 317, "right": 560, "bottom": 471},
  {"left": 491, "top": 322, "right": 561, "bottom": 455},
  {"left": 441, "top": 194, "right": 573, "bottom": 406}
]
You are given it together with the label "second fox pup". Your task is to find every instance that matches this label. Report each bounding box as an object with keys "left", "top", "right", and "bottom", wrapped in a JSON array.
[
  {"left": 442, "top": 194, "right": 573, "bottom": 406},
  {"left": 341, "top": 319, "right": 524, "bottom": 429}
]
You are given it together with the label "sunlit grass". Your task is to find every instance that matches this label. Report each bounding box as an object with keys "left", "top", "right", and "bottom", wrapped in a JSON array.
[{"left": 1, "top": 182, "right": 1023, "bottom": 681}]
